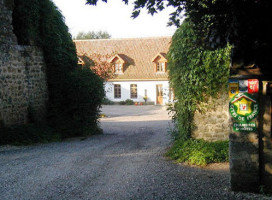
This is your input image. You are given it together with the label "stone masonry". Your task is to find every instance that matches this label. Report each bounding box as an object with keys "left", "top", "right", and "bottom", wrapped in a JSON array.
[
  {"left": 0, "top": 0, "right": 48, "bottom": 126},
  {"left": 228, "top": 71, "right": 272, "bottom": 192},
  {"left": 192, "top": 92, "right": 229, "bottom": 141}
]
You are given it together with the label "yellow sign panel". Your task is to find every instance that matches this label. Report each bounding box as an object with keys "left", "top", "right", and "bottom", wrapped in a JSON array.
[
  {"left": 229, "top": 82, "right": 239, "bottom": 98},
  {"left": 229, "top": 93, "right": 258, "bottom": 123},
  {"left": 233, "top": 98, "right": 253, "bottom": 116}
]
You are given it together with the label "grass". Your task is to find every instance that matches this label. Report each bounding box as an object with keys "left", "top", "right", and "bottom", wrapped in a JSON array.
[{"left": 166, "top": 138, "right": 229, "bottom": 166}]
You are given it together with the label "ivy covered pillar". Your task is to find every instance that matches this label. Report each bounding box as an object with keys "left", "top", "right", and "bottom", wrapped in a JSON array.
[{"left": 229, "top": 63, "right": 272, "bottom": 193}]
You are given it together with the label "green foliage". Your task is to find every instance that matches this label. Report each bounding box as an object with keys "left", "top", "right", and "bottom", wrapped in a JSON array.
[
  {"left": 12, "top": 0, "right": 40, "bottom": 45},
  {"left": 102, "top": 97, "right": 114, "bottom": 105},
  {"left": 87, "top": 1, "right": 272, "bottom": 74},
  {"left": 166, "top": 137, "right": 229, "bottom": 166},
  {"left": 73, "top": 31, "right": 111, "bottom": 40},
  {"left": 65, "top": 68, "right": 104, "bottom": 136},
  {"left": 167, "top": 20, "right": 231, "bottom": 140},
  {"left": 125, "top": 99, "right": 134, "bottom": 105},
  {"left": 119, "top": 101, "right": 126, "bottom": 105},
  {"left": 120, "top": 99, "right": 134, "bottom": 105},
  {"left": 0, "top": 123, "right": 60, "bottom": 145},
  {"left": 11, "top": 0, "right": 104, "bottom": 140}
]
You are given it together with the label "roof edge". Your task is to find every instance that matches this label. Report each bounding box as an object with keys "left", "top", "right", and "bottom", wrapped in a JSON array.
[
  {"left": 73, "top": 36, "right": 172, "bottom": 42},
  {"left": 107, "top": 78, "right": 169, "bottom": 82}
]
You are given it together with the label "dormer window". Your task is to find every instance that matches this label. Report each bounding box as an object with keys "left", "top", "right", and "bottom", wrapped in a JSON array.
[
  {"left": 152, "top": 53, "right": 167, "bottom": 73},
  {"left": 115, "top": 63, "right": 123, "bottom": 73},
  {"left": 77, "top": 57, "right": 85, "bottom": 68},
  {"left": 109, "top": 54, "right": 126, "bottom": 74},
  {"left": 156, "top": 62, "right": 165, "bottom": 72}
]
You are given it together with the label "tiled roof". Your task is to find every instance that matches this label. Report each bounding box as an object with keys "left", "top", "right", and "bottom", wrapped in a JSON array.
[{"left": 74, "top": 37, "right": 172, "bottom": 81}]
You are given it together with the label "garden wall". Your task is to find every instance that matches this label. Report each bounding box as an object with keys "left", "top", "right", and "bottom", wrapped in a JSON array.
[
  {"left": 192, "top": 92, "right": 229, "bottom": 141},
  {"left": 0, "top": 0, "right": 48, "bottom": 126}
]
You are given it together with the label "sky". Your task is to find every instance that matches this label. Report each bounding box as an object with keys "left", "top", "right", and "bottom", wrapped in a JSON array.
[{"left": 52, "top": 0, "right": 177, "bottom": 38}]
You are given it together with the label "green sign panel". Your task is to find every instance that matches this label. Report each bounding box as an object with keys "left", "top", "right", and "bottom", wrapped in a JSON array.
[
  {"left": 233, "top": 122, "right": 257, "bottom": 132},
  {"left": 229, "top": 93, "right": 259, "bottom": 123}
]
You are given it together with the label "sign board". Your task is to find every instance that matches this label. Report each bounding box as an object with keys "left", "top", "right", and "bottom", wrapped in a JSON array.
[
  {"left": 233, "top": 122, "right": 257, "bottom": 132},
  {"left": 229, "top": 80, "right": 239, "bottom": 98},
  {"left": 239, "top": 80, "right": 248, "bottom": 93},
  {"left": 229, "top": 93, "right": 259, "bottom": 123},
  {"left": 229, "top": 79, "right": 259, "bottom": 98},
  {"left": 248, "top": 79, "right": 259, "bottom": 94}
]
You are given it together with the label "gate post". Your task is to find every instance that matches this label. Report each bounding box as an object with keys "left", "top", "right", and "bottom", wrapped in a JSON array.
[
  {"left": 228, "top": 59, "right": 272, "bottom": 193},
  {"left": 229, "top": 76, "right": 260, "bottom": 192},
  {"left": 260, "top": 81, "right": 272, "bottom": 193}
]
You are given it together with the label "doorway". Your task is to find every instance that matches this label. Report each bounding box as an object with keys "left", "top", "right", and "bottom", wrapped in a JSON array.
[{"left": 156, "top": 84, "right": 163, "bottom": 105}]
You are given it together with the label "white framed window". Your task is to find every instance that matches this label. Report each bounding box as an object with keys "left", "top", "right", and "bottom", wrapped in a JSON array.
[
  {"left": 130, "top": 84, "right": 137, "bottom": 99},
  {"left": 115, "top": 63, "right": 123, "bottom": 73},
  {"left": 114, "top": 84, "right": 121, "bottom": 99},
  {"left": 156, "top": 62, "right": 166, "bottom": 72}
]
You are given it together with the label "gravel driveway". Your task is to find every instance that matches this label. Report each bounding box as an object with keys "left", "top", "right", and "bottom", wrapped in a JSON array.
[{"left": 0, "top": 105, "right": 270, "bottom": 199}]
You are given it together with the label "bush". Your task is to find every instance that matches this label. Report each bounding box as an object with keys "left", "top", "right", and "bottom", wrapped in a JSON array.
[
  {"left": 167, "top": 20, "right": 231, "bottom": 140},
  {"left": 65, "top": 68, "right": 104, "bottom": 136},
  {"left": 102, "top": 97, "right": 114, "bottom": 105},
  {"left": 119, "top": 99, "right": 134, "bottom": 105},
  {"left": 125, "top": 99, "right": 134, "bottom": 105},
  {"left": 0, "top": 123, "right": 60, "bottom": 145},
  {"left": 166, "top": 137, "right": 229, "bottom": 166},
  {"left": 9, "top": 0, "right": 105, "bottom": 143},
  {"left": 119, "top": 101, "right": 126, "bottom": 105}
]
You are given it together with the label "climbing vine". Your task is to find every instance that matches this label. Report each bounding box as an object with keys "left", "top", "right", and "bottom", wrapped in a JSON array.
[
  {"left": 12, "top": 0, "right": 104, "bottom": 138},
  {"left": 167, "top": 20, "right": 231, "bottom": 139}
]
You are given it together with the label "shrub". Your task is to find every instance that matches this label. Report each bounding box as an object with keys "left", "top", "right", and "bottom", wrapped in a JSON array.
[
  {"left": 65, "top": 68, "right": 104, "bottom": 137},
  {"left": 8, "top": 0, "right": 105, "bottom": 143},
  {"left": 102, "top": 97, "right": 114, "bottom": 105},
  {"left": 119, "top": 99, "right": 134, "bottom": 105},
  {"left": 119, "top": 101, "right": 126, "bottom": 105},
  {"left": 167, "top": 20, "right": 231, "bottom": 140},
  {"left": 125, "top": 99, "right": 134, "bottom": 105},
  {"left": 165, "top": 21, "right": 231, "bottom": 165},
  {"left": 166, "top": 137, "right": 229, "bottom": 166},
  {"left": 0, "top": 123, "right": 60, "bottom": 145}
]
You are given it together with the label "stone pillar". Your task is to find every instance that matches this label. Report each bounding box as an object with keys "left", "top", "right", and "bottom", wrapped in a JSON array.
[
  {"left": 260, "top": 82, "right": 272, "bottom": 193},
  {"left": 228, "top": 59, "right": 272, "bottom": 193},
  {"left": 229, "top": 77, "right": 260, "bottom": 192}
]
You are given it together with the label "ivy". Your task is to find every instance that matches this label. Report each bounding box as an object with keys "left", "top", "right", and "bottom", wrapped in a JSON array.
[
  {"left": 11, "top": 0, "right": 104, "bottom": 139},
  {"left": 167, "top": 20, "right": 231, "bottom": 139}
]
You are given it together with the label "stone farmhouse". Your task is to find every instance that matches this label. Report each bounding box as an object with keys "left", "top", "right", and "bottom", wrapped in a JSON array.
[{"left": 74, "top": 37, "right": 173, "bottom": 105}]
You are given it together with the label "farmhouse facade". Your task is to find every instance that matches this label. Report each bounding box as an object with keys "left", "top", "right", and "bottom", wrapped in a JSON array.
[{"left": 74, "top": 37, "right": 173, "bottom": 105}]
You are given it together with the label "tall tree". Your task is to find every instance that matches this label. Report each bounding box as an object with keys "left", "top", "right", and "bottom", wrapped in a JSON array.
[
  {"left": 86, "top": 0, "right": 272, "bottom": 74},
  {"left": 73, "top": 30, "right": 111, "bottom": 40}
]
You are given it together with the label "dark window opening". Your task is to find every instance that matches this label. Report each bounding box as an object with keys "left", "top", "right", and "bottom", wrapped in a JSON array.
[
  {"left": 114, "top": 84, "right": 121, "bottom": 98},
  {"left": 130, "top": 84, "right": 137, "bottom": 99}
]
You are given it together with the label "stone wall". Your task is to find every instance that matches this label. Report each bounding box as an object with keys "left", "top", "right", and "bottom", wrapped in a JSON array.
[
  {"left": 0, "top": 0, "right": 48, "bottom": 126},
  {"left": 192, "top": 92, "right": 229, "bottom": 141},
  {"left": 227, "top": 75, "right": 272, "bottom": 192},
  {"left": 261, "top": 88, "right": 272, "bottom": 192}
]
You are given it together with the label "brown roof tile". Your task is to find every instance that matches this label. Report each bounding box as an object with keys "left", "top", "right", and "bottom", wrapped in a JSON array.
[{"left": 74, "top": 37, "right": 172, "bottom": 81}]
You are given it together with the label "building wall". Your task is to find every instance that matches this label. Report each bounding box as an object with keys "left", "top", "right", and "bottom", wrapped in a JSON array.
[
  {"left": 0, "top": 0, "right": 48, "bottom": 126},
  {"left": 105, "top": 80, "right": 171, "bottom": 105}
]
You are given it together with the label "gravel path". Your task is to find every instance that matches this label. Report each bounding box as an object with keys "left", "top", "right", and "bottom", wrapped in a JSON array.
[{"left": 0, "top": 105, "right": 270, "bottom": 200}]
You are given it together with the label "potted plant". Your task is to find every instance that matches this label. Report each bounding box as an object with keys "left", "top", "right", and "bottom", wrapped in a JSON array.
[{"left": 143, "top": 96, "right": 148, "bottom": 104}]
